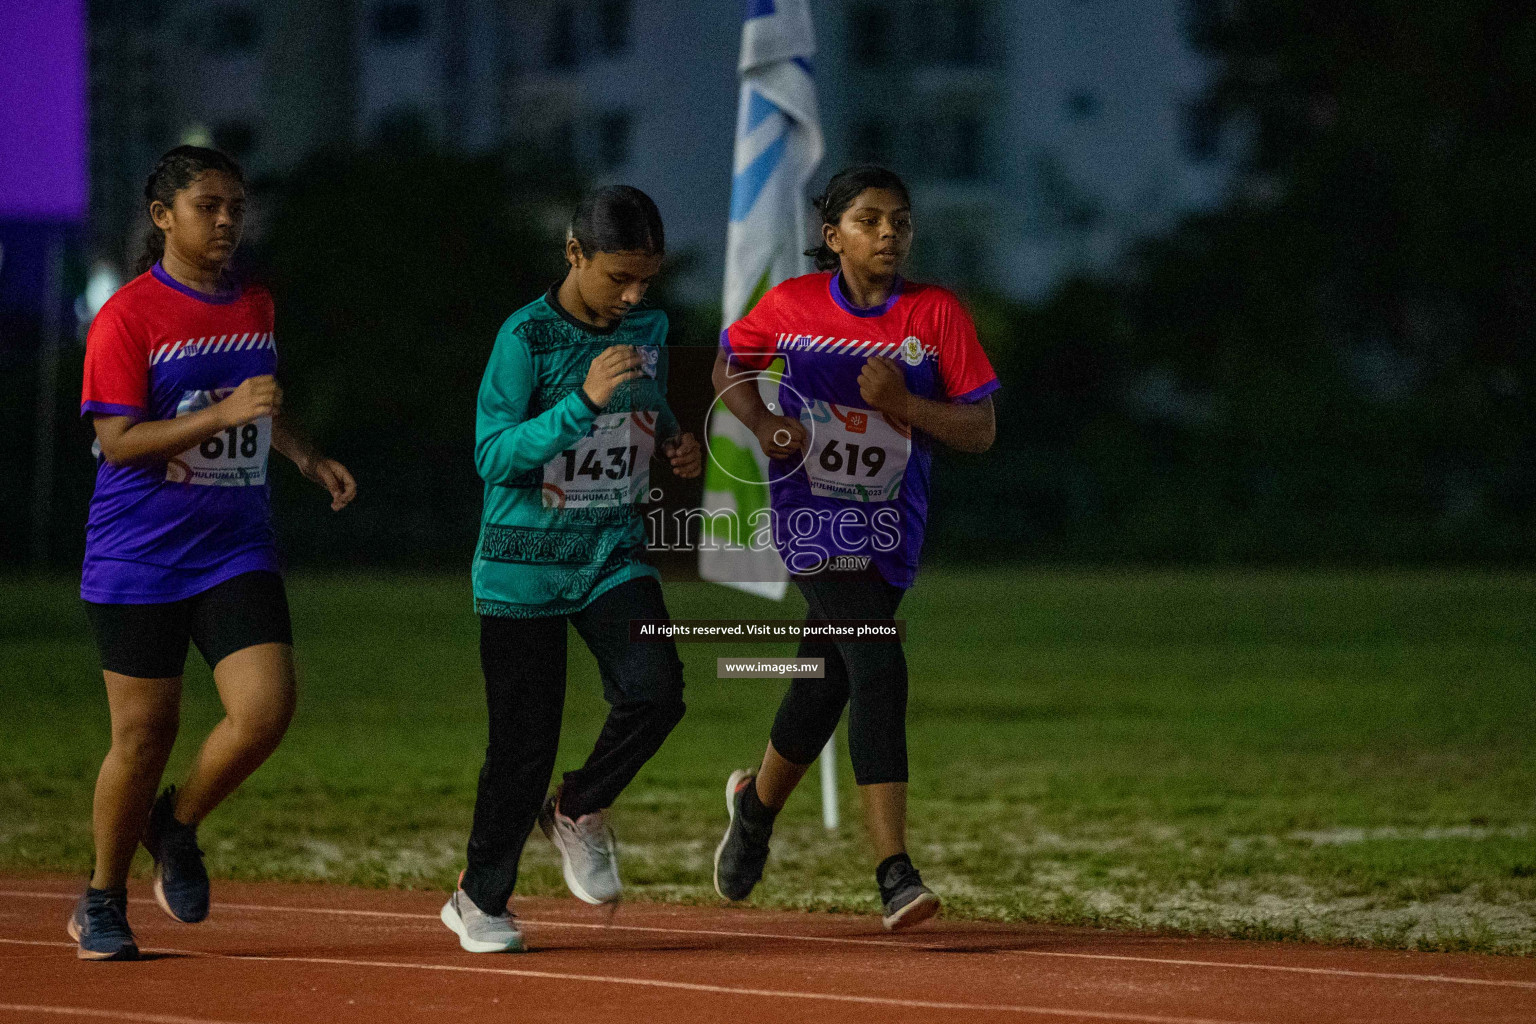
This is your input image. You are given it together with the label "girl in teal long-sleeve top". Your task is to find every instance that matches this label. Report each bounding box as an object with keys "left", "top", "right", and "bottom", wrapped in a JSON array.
[{"left": 443, "top": 186, "right": 702, "bottom": 954}]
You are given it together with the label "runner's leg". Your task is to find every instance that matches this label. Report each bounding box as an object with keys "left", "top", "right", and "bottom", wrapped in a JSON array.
[
  {"left": 463, "top": 612, "right": 568, "bottom": 914},
  {"left": 174, "top": 571, "right": 297, "bottom": 825},
  {"left": 173, "top": 643, "right": 295, "bottom": 824},
  {"left": 560, "top": 576, "right": 686, "bottom": 817},
  {"left": 91, "top": 672, "right": 181, "bottom": 889},
  {"left": 759, "top": 625, "right": 849, "bottom": 809}
]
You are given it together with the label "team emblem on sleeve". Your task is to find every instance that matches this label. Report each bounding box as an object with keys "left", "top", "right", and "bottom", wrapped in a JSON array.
[{"left": 900, "top": 336, "right": 925, "bottom": 366}]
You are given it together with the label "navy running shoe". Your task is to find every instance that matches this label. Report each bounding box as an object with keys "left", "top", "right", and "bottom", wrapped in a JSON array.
[
  {"left": 68, "top": 887, "right": 138, "bottom": 961},
  {"left": 878, "top": 857, "right": 940, "bottom": 932},
  {"left": 713, "top": 769, "right": 772, "bottom": 901},
  {"left": 144, "top": 786, "right": 209, "bottom": 923}
]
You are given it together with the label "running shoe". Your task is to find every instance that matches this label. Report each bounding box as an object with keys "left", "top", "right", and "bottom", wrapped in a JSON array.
[
  {"left": 144, "top": 785, "right": 210, "bottom": 923},
  {"left": 878, "top": 857, "right": 940, "bottom": 932},
  {"left": 713, "top": 769, "right": 772, "bottom": 901},
  {"left": 441, "top": 875, "right": 524, "bottom": 953},
  {"left": 68, "top": 887, "right": 138, "bottom": 961},
  {"left": 539, "top": 790, "right": 622, "bottom": 905}
]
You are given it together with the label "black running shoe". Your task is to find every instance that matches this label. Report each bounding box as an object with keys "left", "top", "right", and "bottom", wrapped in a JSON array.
[
  {"left": 713, "top": 769, "right": 772, "bottom": 901},
  {"left": 144, "top": 786, "right": 209, "bottom": 923},
  {"left": 68, "top": 887, "right": 138, "bottom": 961},
  {"left": 879, "top": 857, "right": 940, "bottom": 932}
]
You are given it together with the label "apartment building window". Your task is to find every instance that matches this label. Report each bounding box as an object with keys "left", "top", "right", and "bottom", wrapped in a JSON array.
[
  {"left": 212, "top": 121, "right": 257, "bottom": 160},
  {"left": 946, "top": 114, "right": 984, "bottom": 180},
  {"left": 851, "top": 119, "right": 889, "bottom": 164},
  {"left": 206, "top": 4, "right": 259, "bottom": 54},
  {"left": 847, "top": 3, "right": 890, "bottom": 67},
  {"left": 598, "top": 110, "right": 632, "bottom": 169},
  {"left": 1065, "top": 89, "right": 1101, "bottom": 122},
  {"left": 547, "top": 3, "right": 579, "bottom": 69},
  {"left": 1182, "top": 98, "right": 1221, "bottom": 162},
  {"left": 550, "top": 119, "right": 577, "bottom": 165},
  {"left": 373, "top": 3, "right": 425, "bottom": 43},
  {"left": 599, "top": 0, "right": 630, "bottom": 55},
  {"left": 945, "top": 1, "right": 982, "bottom": 65},
  {"left": 1185, "top": 0, "right": 1235, "bottom": 43}
]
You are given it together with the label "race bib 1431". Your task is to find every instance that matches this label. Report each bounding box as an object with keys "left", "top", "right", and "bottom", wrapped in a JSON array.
[{"left": 542, "top": 411, "right": 657, "bottom": 508}]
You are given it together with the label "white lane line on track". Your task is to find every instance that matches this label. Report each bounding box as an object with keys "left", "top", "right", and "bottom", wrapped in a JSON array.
[
  {"left": 5, "top": 889, "right": 1535, "bottom": 992},
  {"left": 0, "top": 939, "right": 1254, "bottom": 1024},
  {"left": 0, "top": 1004, "right": 257, "bottom": 1024}
]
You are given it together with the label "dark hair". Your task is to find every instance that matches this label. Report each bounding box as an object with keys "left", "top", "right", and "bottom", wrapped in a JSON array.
[
  {"left": 136, "top": 145, "right": 245, "bottom": 274},
  {"left": 569, "top": 184, "right": 665, "bottom": 257},
  {"left": 805, "top": 165, "right": 912, "bottom": 272}
]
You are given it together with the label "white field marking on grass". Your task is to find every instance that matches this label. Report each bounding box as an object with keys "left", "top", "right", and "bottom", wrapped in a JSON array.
[
  {"left": 6, "top": 891, "right": 1536, "bottom": 992},
  {"left": 1289, "top": 825, "right": 1534, "bottom": 846},
  {"left": 0, "top": 939, "right": 1256, "bottom": 1024},
  {"left": 0, "top": 1003, "right": 257, "bottom": 1024}
]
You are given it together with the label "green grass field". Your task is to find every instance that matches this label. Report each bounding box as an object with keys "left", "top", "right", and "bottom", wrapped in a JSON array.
[{"left": 2, "top": 568, "right": 1533, "bottom": 954}]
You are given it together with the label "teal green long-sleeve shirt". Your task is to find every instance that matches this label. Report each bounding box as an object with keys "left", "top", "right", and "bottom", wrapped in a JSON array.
[{"left": 472, "top": 287, "right": 679, "bottom": 618}]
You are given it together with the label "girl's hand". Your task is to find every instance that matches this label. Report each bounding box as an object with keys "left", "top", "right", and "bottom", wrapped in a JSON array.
[
  {"left": 582, "top": 345, "right": 645, "bottom": 407},
  {"left": 218, "top": 375, "right": 282, "bottom": 427},
  {"left": 753, "top": 415, "right": 807, "bottom": 459},
  {"left": 302, "top": 457, "right": 356, "bottom": 511},
  {"left": 662, "top": 432, "right": 702, "bottom": 479},
  {"left": 857, "top": 357, "right": 910, "bottom": 417}
]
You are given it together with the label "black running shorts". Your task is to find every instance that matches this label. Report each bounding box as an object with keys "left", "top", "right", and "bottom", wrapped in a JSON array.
[{"left": 84, "top": 570, "right": 293, "bottom": 679}]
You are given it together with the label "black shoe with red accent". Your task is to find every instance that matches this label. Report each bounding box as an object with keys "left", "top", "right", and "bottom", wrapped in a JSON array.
[{"left": 713, "top": 769, "right": 773, "bottom": 901}]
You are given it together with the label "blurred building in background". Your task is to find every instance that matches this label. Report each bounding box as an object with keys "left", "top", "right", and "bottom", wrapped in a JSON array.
[
  {"left": 88, "top": 0, "right": 510, "bottom": 272},
  {"left": 85, "top": 0, "right": 1230, "bottom": 300}
]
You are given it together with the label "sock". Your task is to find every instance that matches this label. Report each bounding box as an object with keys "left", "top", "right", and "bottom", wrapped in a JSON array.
[
  {"left": 876, "top": 852, "right": 916, "bottom": 896},
  {"left": 738, "top": 778, "right": 777, "bottom": 830}
]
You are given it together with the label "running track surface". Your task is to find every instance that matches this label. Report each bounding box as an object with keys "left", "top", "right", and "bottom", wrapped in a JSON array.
[{"left": 3, "top": 876, "right": 1533, "bottom": 1023}]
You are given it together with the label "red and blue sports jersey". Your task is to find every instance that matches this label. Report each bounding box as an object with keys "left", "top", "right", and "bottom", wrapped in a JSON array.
[
  {"left": 79, "top": 263, "right": 280, "bottom": 604},
  {"left": 720, "top": 271, "right": 1000, "bottom": 587}
]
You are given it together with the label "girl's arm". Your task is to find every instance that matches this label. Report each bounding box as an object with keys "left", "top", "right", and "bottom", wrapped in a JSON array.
[
  {"left": 710, "top": 348, "right": 808, "bottom": 459},
  {"left": 858, "top": 357, "right": 996, "bottom": 453},
  {"left": 273, "top": 413, "right": 356, "bottom": 510},
  {"left": 476, "top": 339, "right": 643, "bottom": 484},
  {"left": 93, "top": 375, "right": 280, "bottom": 466}
]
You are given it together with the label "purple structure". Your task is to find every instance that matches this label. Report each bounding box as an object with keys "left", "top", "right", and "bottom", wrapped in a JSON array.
[{"left": 0, "top": 0, "right": 88, "bottom": 223}]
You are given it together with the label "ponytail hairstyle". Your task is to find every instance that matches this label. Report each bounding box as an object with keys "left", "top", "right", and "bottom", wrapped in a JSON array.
[
  {"left": 568, "top": 184, "right": 665, "bottom": 259},
  {"left": 136, "top": 145, "right": 245, "bottom": 274},
  {"left": 805, "top": 165, "right": 912, "bottom": 272}
]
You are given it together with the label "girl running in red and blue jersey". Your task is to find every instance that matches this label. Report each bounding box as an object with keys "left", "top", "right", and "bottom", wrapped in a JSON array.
[
  {"left": 70, "top": 146, "right": 356, "bottom": 960},
  {"left": 711, "top": 165, "right": 998, "bottom": 931}
]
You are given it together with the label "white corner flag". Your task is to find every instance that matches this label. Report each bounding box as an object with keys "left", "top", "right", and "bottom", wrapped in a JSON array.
[
  {"left": 699, "top": 0, "right": 824, "bottom": 603},
  {"left": 701, "top": 1, "right": 837, "bottom": 830}
]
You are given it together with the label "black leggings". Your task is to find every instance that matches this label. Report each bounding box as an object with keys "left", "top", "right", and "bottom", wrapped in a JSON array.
[
  {"left": 463, "top": 575, "right": 686, "bottom": 914},
  {"left": 768, "top": 565, "right": 908, "bottom": 786}
]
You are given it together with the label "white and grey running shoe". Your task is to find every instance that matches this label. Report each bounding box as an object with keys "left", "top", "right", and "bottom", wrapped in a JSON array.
[
  {"left": 539, "top": 792, "right": 622, "bottom": 905},
  {"left": 440, "top": 887, "right": 524, "bottom": 953}
]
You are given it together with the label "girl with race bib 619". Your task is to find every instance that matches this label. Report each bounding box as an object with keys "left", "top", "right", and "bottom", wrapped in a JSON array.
[
  {"left": 441, "top": 186, "right": 701, "bottom": 953},
  {"left": 710, "top": 165, "right": 999, "bottom": 931},
  {"left": 72, "top": 146, "right": 356, "bottom": 960}
]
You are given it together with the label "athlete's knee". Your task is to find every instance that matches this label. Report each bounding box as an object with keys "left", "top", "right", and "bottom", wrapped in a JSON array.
[
  {"left": 850, "top": 744, "right": 909, "bottom": 787},
  {"left": 111, "top": 708, "right": 179, "bottom": 763},
  {"left": 229, "top": 696, "right": 293, "bottom": 751},
  {"left": 849, "top": 643, "right": 907, "bottom": 689},
  {"left": 631, "top": 692, "right": 686, "bottom": 736}
]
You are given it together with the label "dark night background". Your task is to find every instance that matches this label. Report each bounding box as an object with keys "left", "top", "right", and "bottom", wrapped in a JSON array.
[{"left": 2, "top": 0, "right": 1532, "bottom": 571}]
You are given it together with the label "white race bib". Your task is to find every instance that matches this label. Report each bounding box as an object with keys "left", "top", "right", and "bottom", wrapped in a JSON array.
[
  {"left": 165, "top": 388, "right": 270, "bottom": 487},
  {"left": 542, "top": 411, "right": 657, "bottom": 508},
  {"left": 800, "top": 400, "right": 910, "bottom": 502}
]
